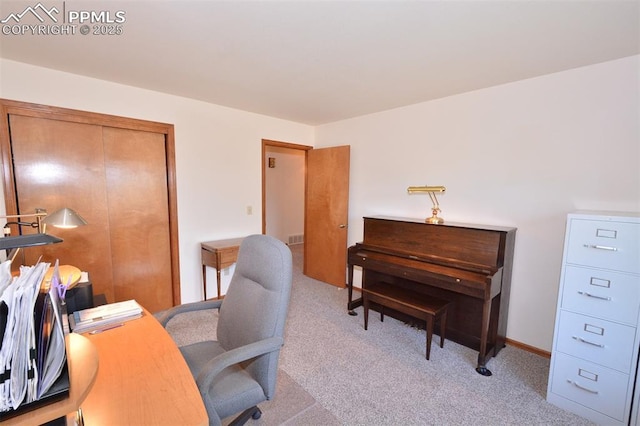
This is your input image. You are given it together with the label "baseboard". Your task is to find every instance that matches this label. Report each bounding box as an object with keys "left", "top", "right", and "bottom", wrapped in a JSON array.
[{"left": 506, "top": 338, "right": 550, "bottom": 358}]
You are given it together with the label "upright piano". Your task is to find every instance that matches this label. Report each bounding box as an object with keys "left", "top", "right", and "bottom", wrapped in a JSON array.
[{"left": 347, "top": 216, "right": 516, "bottom": 375}]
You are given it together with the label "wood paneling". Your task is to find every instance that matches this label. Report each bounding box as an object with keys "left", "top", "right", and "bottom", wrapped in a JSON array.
[
  {"left": 103, "top": 127, "right": 173, "bottom": 310},
  {"left": 9, "top": 114, "right": 115, "bottom": 301},
  {"left": 304, "top": 145, "right": 350, "bottom": 287},
  {"left": 0, "top": 99, "right": 180, "bottom": 312}
]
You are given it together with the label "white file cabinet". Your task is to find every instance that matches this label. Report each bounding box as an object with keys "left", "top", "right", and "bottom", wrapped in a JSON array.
[{"left": 547, "top": 211, "right": 640, "bottom": 425}]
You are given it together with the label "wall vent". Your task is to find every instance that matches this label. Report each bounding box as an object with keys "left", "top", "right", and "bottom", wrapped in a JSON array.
[{"left": 288, "top": 234, "right": 304, "bottom": 245}]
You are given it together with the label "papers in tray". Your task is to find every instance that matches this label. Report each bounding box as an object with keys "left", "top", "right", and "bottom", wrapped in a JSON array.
[
  {"left": 0, "top": 260, "right": 68, "bottom": 415},
  {"left": 69, "top": 299, "right": 142, "bottom": 334}
]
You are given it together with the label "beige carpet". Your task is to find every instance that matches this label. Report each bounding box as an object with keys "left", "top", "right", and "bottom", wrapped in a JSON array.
[
  {"left": 163, "top": 308, "right": 339, "bottom": 426},
  {"left": 164, "top": 244, "right": 593, "bottom": 425}
]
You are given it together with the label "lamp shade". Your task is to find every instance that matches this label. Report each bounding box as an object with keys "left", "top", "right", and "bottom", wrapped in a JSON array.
[
  {"left": 42, "top": 208, "right": 88, "bottom": 229},
  {"left": 0, "top": 233, "right": 63, "bottom": 250}
]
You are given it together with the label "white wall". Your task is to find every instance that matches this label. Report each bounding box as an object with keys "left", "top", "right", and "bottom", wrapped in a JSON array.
[
  {"left": 0, "top": 59, "right": 314, "bottom": 303},
  {"left": 265, "top": 146, "right": 305, "bottom": 244},
  {"left": 1, "top": 56, "right": 637, "bottom": 351},
  {"left": 315, "top": 56, "right": 640, "bottom": 351}
]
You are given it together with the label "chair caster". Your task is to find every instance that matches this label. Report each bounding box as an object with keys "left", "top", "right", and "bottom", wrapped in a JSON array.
[
  {"left": 229, "top": 406, "right": 261, "bottom": 425},
  {"left": 251, "top": 408, "right": 262, "bottom": 420}
]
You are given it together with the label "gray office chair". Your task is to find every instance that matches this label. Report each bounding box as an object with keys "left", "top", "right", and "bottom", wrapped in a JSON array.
[{"left": 157, "top": 234, "right": 293, "bottom": 426}]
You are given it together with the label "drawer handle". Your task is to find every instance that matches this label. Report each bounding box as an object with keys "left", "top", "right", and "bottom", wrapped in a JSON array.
[
  {"left": 567, "top": 379, "right": 599, "bottom": 394},
  {"left": 577, "top": 291, "right": 611, "bottom": 301},
  {"left": 572, "top": 336, "right": 604, "bottom": 348},
  {"left": 583, "top": 244, "right": 618, "bottom": 252}
]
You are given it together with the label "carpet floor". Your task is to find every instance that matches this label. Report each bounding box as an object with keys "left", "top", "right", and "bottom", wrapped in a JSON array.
[{"left": 165, "top": 244, "right": 594, "bottom": 425}]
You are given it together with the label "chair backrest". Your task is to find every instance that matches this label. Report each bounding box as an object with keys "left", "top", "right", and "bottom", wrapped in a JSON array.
[{"left": 216, "top": 234, "right": 292, "bottom": 398}]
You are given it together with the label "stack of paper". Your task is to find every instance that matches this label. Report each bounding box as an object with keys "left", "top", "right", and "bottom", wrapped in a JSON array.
[
  {"left": 69, "top": 300, "right": 142, "bottom": 334},
  {"left": 0, "top": 260, "right": 65, "bottom": 414},
  {"left": 35, "top": 275, "right": 67, "bottom": 400}
]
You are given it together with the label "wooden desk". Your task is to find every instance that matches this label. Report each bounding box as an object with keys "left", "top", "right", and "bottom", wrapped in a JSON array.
[
  {"left": 80, "top": 309, "right": 208, "bottom": 425},
  {"left": 201, "top": 238, "right": 244, "bottom": 299},
  {"left": 3, "top": 334, "right": 99, "bottom": 426}
]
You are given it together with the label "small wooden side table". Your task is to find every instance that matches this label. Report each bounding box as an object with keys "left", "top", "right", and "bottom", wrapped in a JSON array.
[{"left": 201, "top": 237, "right": 245, "bottom": 299}]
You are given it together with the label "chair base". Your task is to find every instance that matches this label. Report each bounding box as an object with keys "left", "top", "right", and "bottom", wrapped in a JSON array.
[{"left": 228, "top": 406, "right": 261, "bottom": 426}]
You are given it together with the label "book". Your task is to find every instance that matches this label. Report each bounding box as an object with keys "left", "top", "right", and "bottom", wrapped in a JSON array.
[{"left": 69, "top": 299, "right": 142, "bottom": 334}]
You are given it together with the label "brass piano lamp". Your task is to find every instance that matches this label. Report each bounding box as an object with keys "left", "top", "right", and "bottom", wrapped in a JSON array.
[{"left": 407, "top": 185, "right": 446, "bottom": 224}]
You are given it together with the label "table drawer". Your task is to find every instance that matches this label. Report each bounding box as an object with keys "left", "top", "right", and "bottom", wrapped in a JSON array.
[
  {"left": 556, "top": 310, "right": 636, "bottom": 372},
  {"left": 561, "top": 266, "right": 640, "bottom": 325},
  {"left": 201, "top": 248, "right": 217, "bottom": 266},
  {"left": 201, "top": 247, "right": 240, "bottom": 269},
  {"left": 549, "top": 352, "right": 629, "bottom": 422},
  {"left": 566, "top": 219, "right": 640, "bottom": 273},
  {"left": 218, "top": 247, "right": 240, "bottom": 266}
]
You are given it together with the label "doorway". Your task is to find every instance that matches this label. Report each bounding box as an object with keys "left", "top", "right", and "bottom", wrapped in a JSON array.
[
  {"left": 262, "top": 140, "right": 351, "bottom": 288},
  {"left": 262, "top": 141, "right": 309, "bottom": 244}
]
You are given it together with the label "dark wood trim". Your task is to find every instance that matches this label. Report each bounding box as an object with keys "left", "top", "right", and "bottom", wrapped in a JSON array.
[
  {"left": 0, "top": 98, "right": 181, "bottom": 306},
  {"left": 164, "top": 127, "right": 181, "bottom": 306},
  {"left": 0, "top": 98, "right": 173, "bottom": 133},
  {"left": 262, "top": 139, "right": 312, "bottom": 150}
]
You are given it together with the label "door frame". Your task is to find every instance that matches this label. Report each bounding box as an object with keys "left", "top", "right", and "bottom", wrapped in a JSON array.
[
  {"left": 0, "top": 98, "right": 182, "bottom": 306},
  {"left": 261, "top": 139, "right": 312, "bottom": 235}
]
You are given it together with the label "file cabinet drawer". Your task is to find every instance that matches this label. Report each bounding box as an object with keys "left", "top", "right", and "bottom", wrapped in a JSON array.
[
  {"left": 561, "top": 266, "right": 640, "bottom": 324},
  {"left": 556, "top": 310, "right": 636, "bottom": 372},
  {"left": 566, "top": 219, "right": 640, "bottom": 273},
  {"left": 550, "top": 352, "right": 630, "bottom": 422}
]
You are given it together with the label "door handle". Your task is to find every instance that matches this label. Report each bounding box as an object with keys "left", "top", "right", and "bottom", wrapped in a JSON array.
[{"left": 339, "top": 224, "right": 347, "bottom": 229}]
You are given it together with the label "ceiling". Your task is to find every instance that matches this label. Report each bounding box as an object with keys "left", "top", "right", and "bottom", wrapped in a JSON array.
[{"left": 0, "top": 1, "right": 638, "bottom": 125}]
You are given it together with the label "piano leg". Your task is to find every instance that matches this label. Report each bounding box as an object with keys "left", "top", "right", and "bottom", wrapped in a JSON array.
[
  {"left": 347, "top": 263, "right": 358, "bottom": 316},
  {"left": 475, "top": 298, "right": 493, "bottom": 376}
]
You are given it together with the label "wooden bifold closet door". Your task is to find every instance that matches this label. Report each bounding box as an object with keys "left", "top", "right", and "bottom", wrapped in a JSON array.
[{"left": 0, "top": 101, "right": 179, "bottom": 312}]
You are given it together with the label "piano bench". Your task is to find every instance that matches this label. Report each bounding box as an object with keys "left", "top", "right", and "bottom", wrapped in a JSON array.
[{"left": 362, "top": 284, "right": 450, "bottom": 360}]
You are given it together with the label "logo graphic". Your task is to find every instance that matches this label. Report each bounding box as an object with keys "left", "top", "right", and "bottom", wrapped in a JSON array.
[
  {"left": 1, "top": 2, "right": 59, "bottom": 24},
  {"left": 1, "top": 2, "right": 126, "bottom": 36}
]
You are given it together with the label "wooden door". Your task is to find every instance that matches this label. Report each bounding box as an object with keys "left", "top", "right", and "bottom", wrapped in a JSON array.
[
  {"left": 304, "top": 146, "right": 350, "bottom": 287},
  {"left": 103, "top": 127, "right": 173, "bottom": 309},
  {"left": 9, "top": 114, "right": 115, "bottom": 299},
  {"left": 0, "top": 100, "right": 179, "bottom": 312}
]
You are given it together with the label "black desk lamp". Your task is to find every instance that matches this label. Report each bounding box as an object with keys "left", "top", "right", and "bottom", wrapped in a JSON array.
[{"left": 0, "top": 208, "right": 87, "bottom": 252}]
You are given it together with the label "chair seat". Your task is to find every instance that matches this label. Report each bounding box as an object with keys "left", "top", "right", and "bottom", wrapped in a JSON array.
[{"left": 180, "top": 341, "right": 267, "bottom": 419}]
